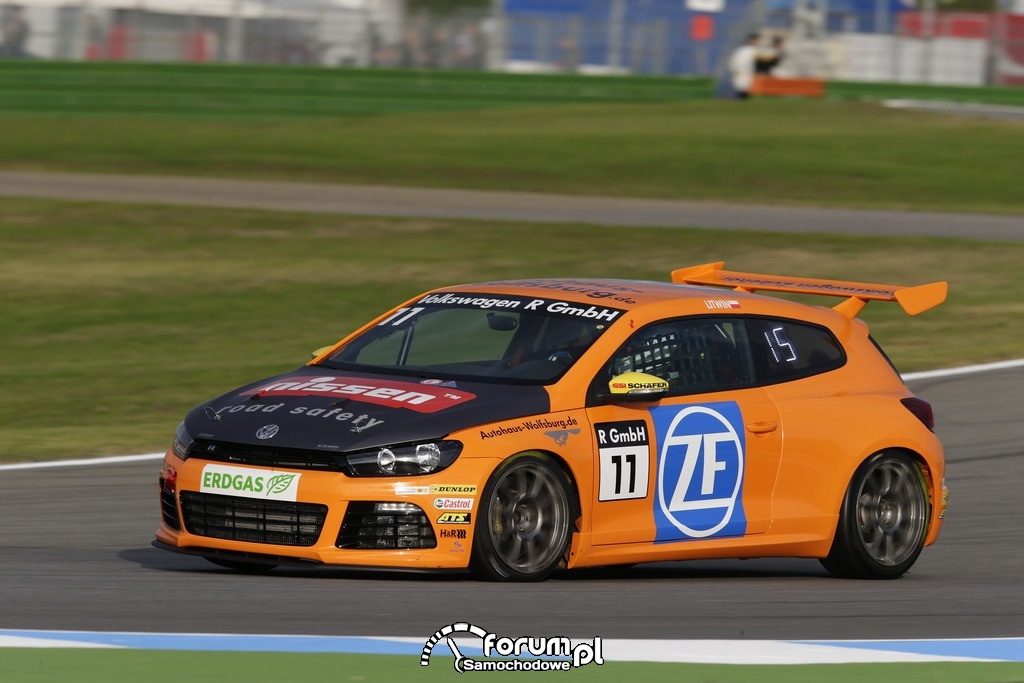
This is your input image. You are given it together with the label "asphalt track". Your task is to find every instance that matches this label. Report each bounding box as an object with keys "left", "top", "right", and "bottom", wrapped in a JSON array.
[
  {"left": 0, "top": 366, "right": 1021, "bottom": 642},
  {"left": 1, "top": 173, "right": 1022, "bottom": 643},
  {"left": 1, "top": 170, "right": 1023, "bottom": 241}
]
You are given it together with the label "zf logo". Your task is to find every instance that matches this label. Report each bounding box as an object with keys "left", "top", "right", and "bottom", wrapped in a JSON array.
[{"left": 651, "top": 403, "right": 747, "bottom": 541}]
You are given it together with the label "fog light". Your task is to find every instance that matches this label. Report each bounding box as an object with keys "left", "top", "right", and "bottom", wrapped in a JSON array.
[
  {"left": 374, "top": 502, "right": 420, "bottom": 513},
  {"left": 160, "top": 466, "right": 177, "bottom": 493}
]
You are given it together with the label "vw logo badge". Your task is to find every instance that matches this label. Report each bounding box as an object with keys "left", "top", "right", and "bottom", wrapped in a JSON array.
[{"left": 256, "top": 424, "right": 279, "bottom": 440}]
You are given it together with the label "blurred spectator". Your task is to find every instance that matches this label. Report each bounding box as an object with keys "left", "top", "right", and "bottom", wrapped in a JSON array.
[
  {"left": 728, "top": 32, "right": 759, "bottom": 98},
  {"left": 558, "top": 34, "right": 578, "bottom": 73},
  {"left": 429, "top": 26, "right": 454, "bottom": 69},
  {"left": 755, "top": 36, "right": 785, "bottom": 75},
  {"left": 454, "top": 22, "right": 483, "bottom": 70},
  {"left": 400, "top": 22, "right": 428, "bottom": 67},
  {"left": 0, "top": 6, "right": 30, "bottom": 58},
  {"left": 84, "top": 13, "right": 107, "bottom": 60}
]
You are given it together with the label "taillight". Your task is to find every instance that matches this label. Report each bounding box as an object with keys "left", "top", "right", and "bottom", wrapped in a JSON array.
[{"left": 901, "top": 397, "right": 935, "bottom": 431}]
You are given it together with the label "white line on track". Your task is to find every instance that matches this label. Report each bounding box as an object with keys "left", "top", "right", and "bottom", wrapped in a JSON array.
[
  {"left": 0, "top": 452, "right": 164, "bottom": 472},
  {"left": 0, "top": 359, "right": 1021, "bottom": 472},
  {"left": 901, "top": 358, "right": 1024, "bottom": 381}
]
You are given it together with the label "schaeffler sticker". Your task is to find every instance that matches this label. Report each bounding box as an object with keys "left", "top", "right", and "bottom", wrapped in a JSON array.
[
  {"left": 239, "top": 376, "right": 475, "bottom": 414},
  {"left": 421, "top": 623, "right": 604, "bottom": 673},
  {"left": 651, "top": 402, "right": 747, "bottom": 541},
  {"left": 199, "top": 464, "right": 301, "bottom": 502},
  {"left": 595, "top": 421, "right": 650, "bottom": 501}
]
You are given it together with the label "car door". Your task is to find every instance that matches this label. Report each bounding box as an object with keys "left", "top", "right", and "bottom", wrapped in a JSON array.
[{"left": 585, "top": 317, "right": 782, "bottom": 546}]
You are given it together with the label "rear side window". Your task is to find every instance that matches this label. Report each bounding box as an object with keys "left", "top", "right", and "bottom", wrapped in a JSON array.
[{"left": 746, "top": 318, "right": 845, "bottom": 384}]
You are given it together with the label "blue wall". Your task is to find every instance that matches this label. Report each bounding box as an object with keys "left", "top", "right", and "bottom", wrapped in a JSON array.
[{"left": 503, "top": 0, "right": 756, "bottom": 76}]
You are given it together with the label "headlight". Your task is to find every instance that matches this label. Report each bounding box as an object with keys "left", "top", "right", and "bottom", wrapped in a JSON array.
[
  {"left": 171, "top": 421, "right": 192, "bottom": 460},
  {"left": 345, "top": 441, "right": 462, "bottom": 477}
]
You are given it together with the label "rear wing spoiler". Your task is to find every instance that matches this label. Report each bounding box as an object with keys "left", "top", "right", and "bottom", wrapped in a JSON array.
[{"left": 671, "top": 262, "right": 947, "bottom": 318}]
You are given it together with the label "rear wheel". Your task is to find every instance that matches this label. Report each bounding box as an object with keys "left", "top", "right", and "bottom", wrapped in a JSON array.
[
  {"left": 821, "top": 451, "right": 930, "bottom": 579},
  {"left": 471, "top": 452, "right": 577, "bottom": 582}
]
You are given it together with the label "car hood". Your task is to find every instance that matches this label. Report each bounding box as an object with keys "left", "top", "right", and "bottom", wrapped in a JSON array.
[{"left": 183, "top": 368, "right": 551, "bottom": 452}]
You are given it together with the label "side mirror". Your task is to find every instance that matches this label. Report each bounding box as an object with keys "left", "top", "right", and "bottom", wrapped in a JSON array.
[
  {"left": 487, "top": 313, "right": 518, "bottom": 332},
  {"left": 598, "top": 371, "right": 669, "bottom": 403},
  {"left": 310, "top": 345, "right": 334, "bottom": 361}
]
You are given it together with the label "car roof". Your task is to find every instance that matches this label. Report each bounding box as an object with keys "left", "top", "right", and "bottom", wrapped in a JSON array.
[
  {"left": 440, "top": 278, "right": 742, "bottom": 308},
  {"left": 427, "top": 262, "right": 947, "bottom": 322}
]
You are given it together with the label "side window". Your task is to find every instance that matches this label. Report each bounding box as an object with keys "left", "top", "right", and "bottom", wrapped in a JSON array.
[
  {"left": 746, "top": 318, "right": 845, "bottom": 383},
  {"left": 600, "top": 318, "right": 754, "bottom": 396}
]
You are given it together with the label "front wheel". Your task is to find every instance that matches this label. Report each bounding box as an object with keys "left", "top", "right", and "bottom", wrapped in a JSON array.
[
  {"left": 471, "top": 452, "right": 577, "bottom": 582},
  {"left": 821, "top": 451, "right": 930, "bottom": 579}
]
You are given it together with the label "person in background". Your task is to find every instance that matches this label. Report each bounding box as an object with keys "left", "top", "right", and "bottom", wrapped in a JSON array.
[
  {"left": 755, "top": 36, "right": 785, "bottom": 76},
  {"left": 84, "top": 13, "right": 106, "bottom": 60},
  {"left": 0, "top": 6, "right": 30, "bottom": 58},
  {"left": 728, "top": 32, "right": 760, "bottom": 99}
]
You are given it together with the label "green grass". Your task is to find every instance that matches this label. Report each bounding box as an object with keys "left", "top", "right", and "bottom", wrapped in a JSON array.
[
  {"left": 2, "top": 198, "right": 1022, "bottom": 463},
  {"left": 2, "top": 62, "right": 1023, "bottom": 119},
  {"left": 1, "top": 650, "right": 1024, "bottom": 683},
  {"left": 827, "top": 80, "right": 1024, "bottom": 106},
  {"left": 0, "top": 62, "right": 714, "bottom": 118},
  {"left": 3, "top": 99, "right": 1022, "bottom": 213}
]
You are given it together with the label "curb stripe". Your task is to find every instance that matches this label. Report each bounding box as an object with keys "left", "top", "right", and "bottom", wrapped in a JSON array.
[{"left": 1, "top": 630, "right": 1022, "bottom": 663}]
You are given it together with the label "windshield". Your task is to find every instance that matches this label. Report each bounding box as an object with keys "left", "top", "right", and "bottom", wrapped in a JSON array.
[{"left": 319, "top": 292, "right": 623, "bottom": 384}]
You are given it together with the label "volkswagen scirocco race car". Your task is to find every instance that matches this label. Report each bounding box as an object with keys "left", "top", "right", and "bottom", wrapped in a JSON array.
[{"left": 154, "top": 262, "right": 949, "bottom": 581}]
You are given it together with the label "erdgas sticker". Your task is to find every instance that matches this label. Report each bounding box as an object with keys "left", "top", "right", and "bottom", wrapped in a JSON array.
[
  {"left": 651, "top": 402, "right": 747, "bottom": 541},
  {"left": 200, "top": 464, "right": 302, "bottom": 502}
]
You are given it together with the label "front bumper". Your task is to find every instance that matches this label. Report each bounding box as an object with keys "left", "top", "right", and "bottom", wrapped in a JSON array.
[{"left": 155, "top": 452, "right": 483, "bottom": 570}]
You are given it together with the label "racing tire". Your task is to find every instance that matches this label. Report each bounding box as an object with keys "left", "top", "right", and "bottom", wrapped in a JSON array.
[
  {"left": 820, "top": 451, "right": 930, "bottom": 580},
  {"left": 207, "top": 558, "right": 278, "bottom": 574},
  {"left": 470, "top": 452, "right": 577, "bottom": 582}
]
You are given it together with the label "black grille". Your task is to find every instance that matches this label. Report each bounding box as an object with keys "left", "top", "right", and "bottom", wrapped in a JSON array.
[
  {"left": 191, "top": 439, "right": 347, "bottom": 472},
  {"left": 337, "top": 502, "right": 436, "bottom": 550},
  {"left": 180, "top": 491, "right": 327, "bottom": 547},
  {"left": 159, "top": 480, "right": 181, "bottom": 531}
]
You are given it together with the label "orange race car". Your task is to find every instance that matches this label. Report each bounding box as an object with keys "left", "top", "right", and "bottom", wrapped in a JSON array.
[{"left": 154, "top": 262, "right": 949, "bottom": 581}]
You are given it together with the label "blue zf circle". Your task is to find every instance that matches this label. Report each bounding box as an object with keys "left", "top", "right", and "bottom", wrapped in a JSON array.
[{"left": 652, "top": 403, "right": 747, "bottom": 542}]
